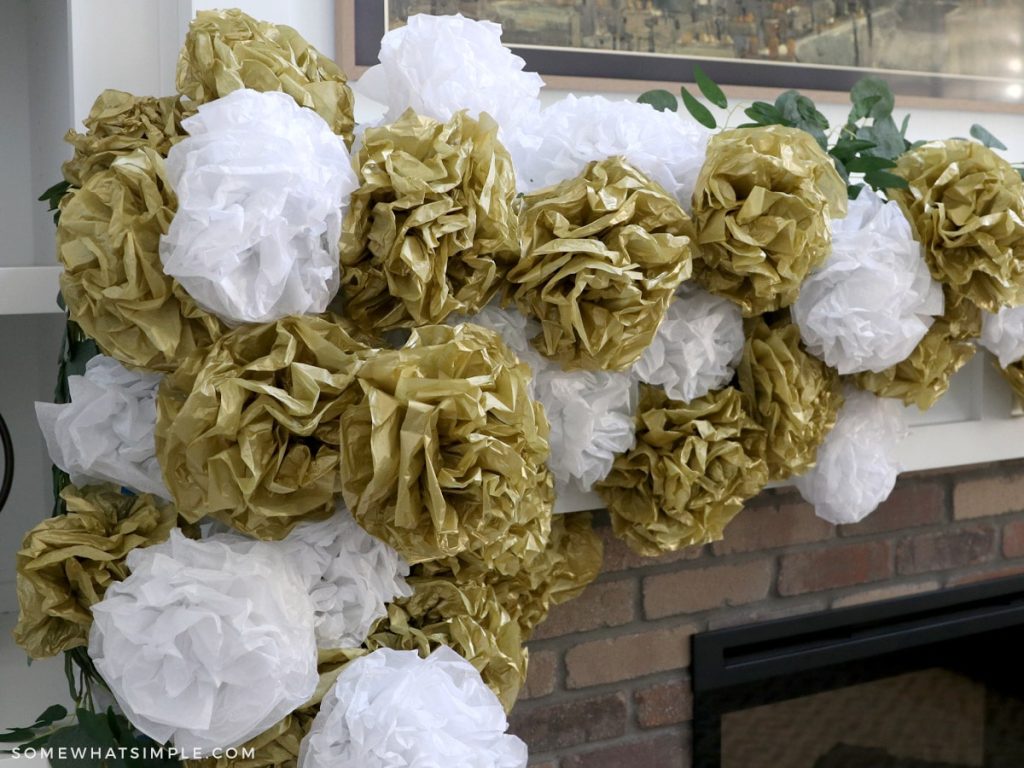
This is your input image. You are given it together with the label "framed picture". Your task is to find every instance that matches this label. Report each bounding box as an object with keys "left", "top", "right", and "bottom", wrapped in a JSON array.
[{"left": 339, "top": 1, "right": 1024, "bottom": 109}]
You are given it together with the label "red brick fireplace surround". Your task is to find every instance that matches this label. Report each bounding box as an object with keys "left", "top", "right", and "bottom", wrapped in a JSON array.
[{"left": 510, "top": 458, "right": 1024, "bottom": 767}]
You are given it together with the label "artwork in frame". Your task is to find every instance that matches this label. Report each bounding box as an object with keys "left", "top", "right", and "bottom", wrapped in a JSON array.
[{"left": 342, "top": 0, "right": 1024, "bottom": 106}]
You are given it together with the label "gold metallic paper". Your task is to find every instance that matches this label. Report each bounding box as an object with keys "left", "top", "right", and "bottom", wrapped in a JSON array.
[
  {"left": 340, "top": 323, "right": 553, "bottom": 566},
  {"left": 367, "top": 576, "right": 527, "bottom": 712},
  {"left": 738, "top": 317, "right": 843, "bottom": 481},
  {"left": 999, "top": 358, "right": 1024, "bottom": 409},
  {"left": 417, "top": 511, "right": 603, "bottom": 638},
  {"left": 176, "top": 9, "right": 354, "bottom": 145},
  {"left": 62, "top": 90, "right": 192, "bottom": 188},
  {"left": 692, "top": 126, "right": 848, "bottom": 316},
  {"left": 57, "top": 148, "right": 224, "bottom": 372},
  {"left": 13, "top": 483, "right": 177, "bottom": 660},
  {"left": 854, "top": 286, "right": 981, "bottom": 409},
  {"left": 339, "top": 110, "right": 520, "bottom": 332},
  {"left": 156, "top": 314, "right": 367, "bottom": 540},
  {"left": 889, "top": 139, "right": 1024, "bottom": 312},
  {"left": 508, "top": 157, "right": 694, "bottom": 371},
  {"left": 596, "top": 384, "right": 769, "bottom": 556}
]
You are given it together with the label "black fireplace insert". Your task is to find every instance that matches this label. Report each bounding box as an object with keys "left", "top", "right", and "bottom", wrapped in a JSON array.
[{"left": 692, "top": 575, "right": 1024, "bottom": 767}]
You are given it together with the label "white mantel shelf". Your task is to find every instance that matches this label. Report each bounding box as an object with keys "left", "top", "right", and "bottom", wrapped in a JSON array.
[{"left": 0, "top": 268, "right": 62, "bottom": 316}]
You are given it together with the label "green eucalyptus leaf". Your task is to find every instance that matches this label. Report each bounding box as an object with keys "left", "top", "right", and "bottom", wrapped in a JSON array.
[
  {"left": 844, "top": 155, "right": 897, "bottom": 173},
  {"left": 744, "top": 101, "right": 786, "bottom": 125},
  {"left": 75, "top": 708, "right": 117, "bottom": 748},
  {"left": 848, "top": 183, "right": 865, "bottom": 198},
  {"left": 864, "top": 169, "right": 909, "bottom": 190},
  {"left": 36, "top": 705, "right": 69, "bottom": 727},
  {"left": 900, "top": 113, "right": 911, "bottom": 137},
  {"left": 693, "top": 64, "right": 728, "bottom": 109},
  {"left": 47, "top": 725, "right": 109, "bottom": 768},
  {"left": 850, "top": 76, "right": 895, "bottom": 120},
  {"left": 680, "top": 85, "right": 717, "bottom": 129},
  {"left": 775, "top": 90, "right": 829, "bottom": 149},
  {"left": 970, "top": 123, "right": 1008, "bottom": 150},
  {"left": 858, "top": 115, "right": 906, "bottom": 160},
  {"left": 638, "top": 89, "right": 678, "bottom": 113}
]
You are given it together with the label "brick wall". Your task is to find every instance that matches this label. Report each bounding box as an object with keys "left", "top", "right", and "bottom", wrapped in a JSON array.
[{"left": 511, "top": 458, "right": 1024, "bottom": 768}]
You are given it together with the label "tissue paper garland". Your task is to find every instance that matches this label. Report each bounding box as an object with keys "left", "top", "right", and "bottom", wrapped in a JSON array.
[
  {"left": 298, "top": 647, "right": 527, "bottom": 768},
  {"left": 155, "top": 314, "right": 367, "bottom": 540},
  {"left": 57, "top": 147, "right": 225, "bottom": 372},
  {"left": 855, "top": 286, "right": 981, "bottom": 410},
  {"left": 340, "top": 109, "right": 520, "bottom": 332},
  {"left": 353, "top": 13, "right": 542, "bottom": 140},
  {"left": 692, "top": 125, "right": 848, "bottom": 316},
  {"left": 13, "top": 483, "right": 177, "bottom": 660},
  {"left": 507, "top": 93, "right": 710, "bottom": 203},
  {"left": 597, "top": 384, "right": 769, "bottom": 556},
  {"left": 980, "top": 305, "right": 1024, "bottom": 368},
  {"left": 509, "top": 157, "right": 694, "bottom": 371},
  {"left": 340, "top": 324, "right": 553, "bottom": 567},
  {"left": 462, "top": 304, "right": 638, "bottom": 492},
  {"left": 89, "top": 530, "right": 319, "bottom": 755},
  {"left": 792, "top": 189, "right": 944, "bottom": 374},
  {"left": 62, "top": 90, "right": 192, "bottom": 188},
  {"left": 889, "top": 139, "right": 1024, "bottom": 312},
  {"left": 794, "top": 389, "right": 908, "bottom": 525},
  {"left": 737, "top": 317, "right": 843, "bottom": 481},
  {"left": 176, "top": 9, "right": 355, "bottom": 145},
  {"left": 366, "top": 576, "right": 527, "bottom": 714},
  {"left": 160, "top": 89, "right": 357, "bottom": 324},
  {"left": 632, "top": 284, "right": 745, "bottom": 403},
  {"left": 273, "top": 506, "right": 412, "bottom": 649},
  {"left": 36, "top": 355, "right": 169, "bottom": 499}
]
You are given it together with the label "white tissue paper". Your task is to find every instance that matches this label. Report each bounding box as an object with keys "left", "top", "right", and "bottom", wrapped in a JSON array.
[
  {"left": 160, "top": 88, "right": 358, "bottom": 324},
  {"left": 633, "top": 285, "right": 744, "bottom": 403},
  {"left": 464, "top": 305, "right": 637, "bottom": 492},
  {"left": 298, "top": 647, "right": 528, "bottom": 768},
  {"left": 277, "top": 506, "right": 412, "bottom": 648},
  {"left": 506, "top": 94, "right": 710, "bottom": 203},
  {"left": 980, "top": 305, "right": 1024, "bottom": 368},
  {"left": 792, "top": 189, "right": 944, "bottom": 374},
  {"left": 793, "top": 389, "right": 908, "bottom": 525},
  {"left": 88, "top": 530, "right": 318, "bottom": 754},
  {"left": 353, "top": 14, "right": 543, "bottom": 136},
  {"left": 35, "top": 355, "right": 169, "bottom": 499}
]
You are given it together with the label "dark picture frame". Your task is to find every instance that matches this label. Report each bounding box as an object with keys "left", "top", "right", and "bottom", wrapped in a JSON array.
[{"left": 341, "top": 1, "right": 1024, "bottom": 110}]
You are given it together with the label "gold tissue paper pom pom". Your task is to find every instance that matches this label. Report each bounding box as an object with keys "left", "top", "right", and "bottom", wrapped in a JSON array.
[
  {"left": 176, "top": 8, "right": 355, "bottom": 145},
  {"left": 339, "top": 110, "right": 520, "bottom": 332},
  {"left": 508, "top": 157, "right": 695, "bottom": 371},
  {"left": 854, "top": 286, "right": 981, "bottom": 410},
  {"left": 340, "top": 323, "right": 553, "bottom": 566},
  {"left": 692, "top": 125, "right": 848, "bottom": 316},
  {"left": 186, "top": 648, "right": 366, "bottom": 768},
  {"left": 156, "top": 314, "right": 368, "bottom": 540},
  {"left": 596, "top": 384, "right": 769, "bottom": 557},
  {"left": 889, "top": 139, "right": 1024, "bottom": 312},
  {"left": 366, "top": 576, "right": 527, "bottom": 713},
  {"left": 13, "top": 483, "right": 178, "bottom": 660},
  {"left": 62, "top": 89, "right": 193, "bottom": 188},
  {"left": 999, "top": 358, "right": 1024, "bottom": 409},
  {"left": 57, "top": 147, "right": 224, "bottom": 372},
  {"left": 737, "top": 316, "right": 843, "bottom": 481},
  {"left": 417, "top": 511, "right": 604, "bottom": 639}
]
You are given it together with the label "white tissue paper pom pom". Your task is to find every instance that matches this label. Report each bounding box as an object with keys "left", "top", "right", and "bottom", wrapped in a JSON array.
[
  {"left": 792, "top": 189, "right": 944, "bottom": 374},
  {"left": 633, "top": 285, "right": 744, "bottom": 403},
  {"left": 160, "top": 88, "right": 357, "bottom": 324},
  {"left": 35, "top": 355, "right": 169, "bottom": 499},
  {"left": 88, "top": 529, "right": 318, "bottom": 754},
  {"left": 464, "top": 305, "right": 637, "bottom": 492},
  {"left": 793, "top": 389, "right": 908, "bottom": 525},
  {"left": 353, "top": 14, "right": 543, "bottom": 134},
  {"left": 278, "top": 506, "right": 412, "bottom": 648},
  {"left": 980, "top": 305, "right": 1024, "bottom": 367},
  {"left": 507, "top": 94, "right": 709, "bottom": 202},
  {"left": 298, "top": 647, "right": 527, "bottom": 768}
]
